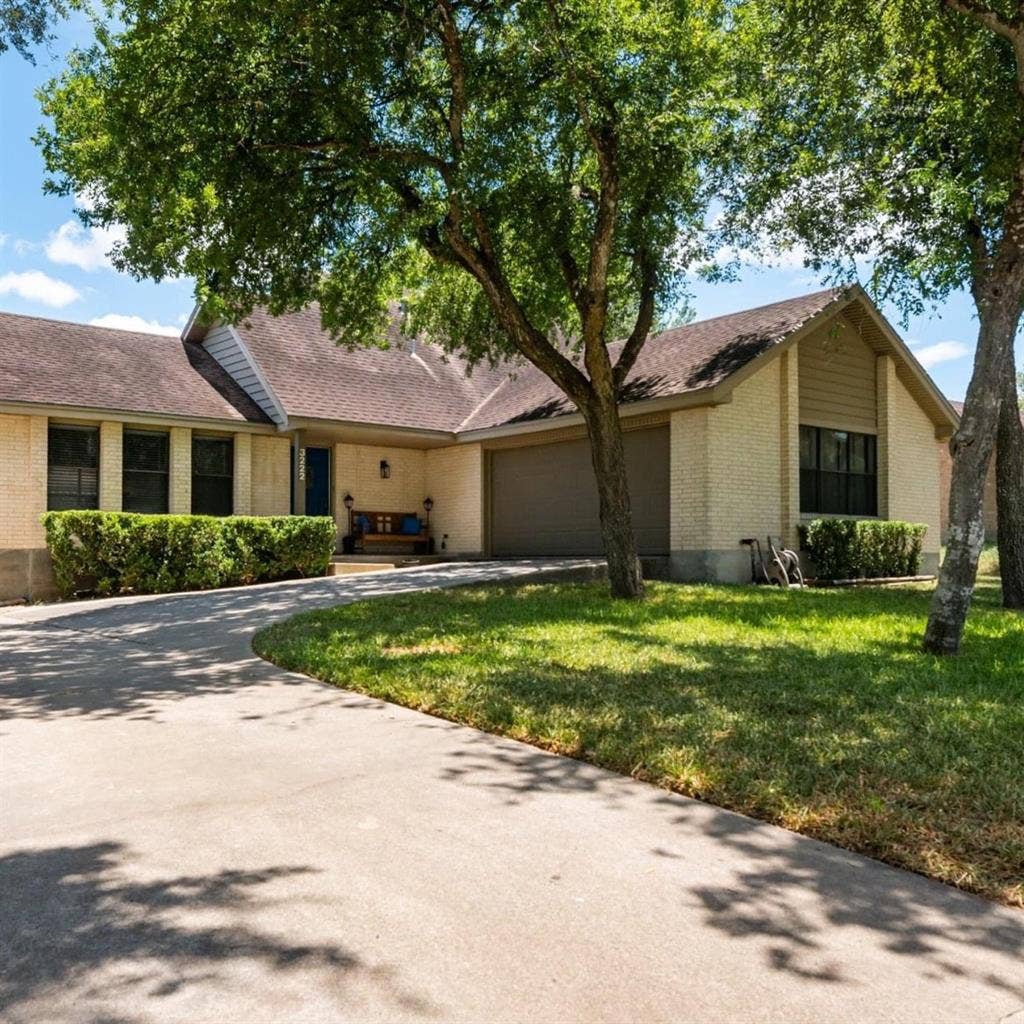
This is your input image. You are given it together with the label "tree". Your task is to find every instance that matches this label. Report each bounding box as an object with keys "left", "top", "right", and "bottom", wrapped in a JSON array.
[
  {"left": 1, "top": 0, "right": 65, "bottom": 62},
  {"left": 37, "top": 0, "right": 728, "bottom": 599},
  {"left": 720, "top": 0, "right": 1024, "bottom": 651},
  {"left": 996, "top": 352, "right": 1024, "bottom": 606}
]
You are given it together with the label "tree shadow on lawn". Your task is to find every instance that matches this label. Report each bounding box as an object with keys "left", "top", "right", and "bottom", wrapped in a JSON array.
[{"left": 0, "top": 840, "right": 435, "bottom": 1021}]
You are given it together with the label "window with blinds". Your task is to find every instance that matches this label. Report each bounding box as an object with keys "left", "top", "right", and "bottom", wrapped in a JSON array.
[
  {"left": 123, "top": 430, "right": 169, "bottom": 513},
  {"left": 800, "top": 425, "right": 878, "bottom": 516},
  {"left": 47, "top": 424, "right": 99, "bottom": 510},
  {"left": 192, "top": 436, "right": 233, "bottom": 516}
]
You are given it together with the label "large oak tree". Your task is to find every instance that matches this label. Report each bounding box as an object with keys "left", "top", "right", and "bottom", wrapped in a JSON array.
[
  {"left": 721, "top": 0, "right": 1024, "bottom": 652},
  {"left": 38, "top": 0, "right": 728, "bottom": 598}
]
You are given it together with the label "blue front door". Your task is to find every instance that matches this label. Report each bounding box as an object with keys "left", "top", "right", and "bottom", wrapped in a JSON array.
[{"left": 305, "top": 447, "right": 331, "bottom": 517}]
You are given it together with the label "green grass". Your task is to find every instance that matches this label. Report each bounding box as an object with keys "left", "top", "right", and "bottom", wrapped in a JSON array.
[{"left": 254, "top": 579, "right": 1024, "bottom": 906}]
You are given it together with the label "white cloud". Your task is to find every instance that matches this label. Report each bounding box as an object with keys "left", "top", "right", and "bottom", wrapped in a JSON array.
[
  {"left": 0, "top": 232, "right": 8, "bottom": 249},
  {"left": 45, "top": 219, "right": 127, "bottom": 272},
  {"left": 911, "top": 340, "right": 971, "bottom": 369},
  {"left": 88, "top": 313, "right": 180, "bottom": 336},
  {"left": 0, "top": 270, "right": 81, "bottom": 308}
]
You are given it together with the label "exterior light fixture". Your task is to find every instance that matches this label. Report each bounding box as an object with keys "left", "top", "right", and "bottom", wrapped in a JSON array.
[
  {"left": 379, "top": 459, "right": 390, "bottom": 479},
  {"left": 343, "top": 492, "right": 354, "bottom": 535},
  {"left": 422, "top": 496, "right": 433, "bottom": 528}
]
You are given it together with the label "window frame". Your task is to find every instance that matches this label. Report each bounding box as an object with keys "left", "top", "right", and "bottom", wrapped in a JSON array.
[
  {"left": 47, "top": 423, "right": 100, "bottom": 511},
  {"left": 191, "top": 435, "right": 234, "bottom": 517},
  {"left": 799, "top": 425, "right": 878, "bottom": 517},
  {"left": 122, "top": 428, "right": 170, "bottom": 514}
]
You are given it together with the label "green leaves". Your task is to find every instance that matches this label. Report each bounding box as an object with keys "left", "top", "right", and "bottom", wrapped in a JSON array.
[
  {"left": 37, "top": 0, "right": 727, "bottom": 362},
  {"left": 41, "top": 510, "right": 336, "bottom": 597},
  {"left": 718, "top": 0, "right": 1022, "bottom": 317}
]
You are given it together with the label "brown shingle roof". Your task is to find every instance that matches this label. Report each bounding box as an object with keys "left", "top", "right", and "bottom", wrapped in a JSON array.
[
  {"left": 230, "top": 289, "right": 843, "bottom": 433},
  {"left": 0, "top": 311, "right": 270, "bottom": 423},
  {"left": 231, "top": 305, "right": 513, "bottom": 431}
]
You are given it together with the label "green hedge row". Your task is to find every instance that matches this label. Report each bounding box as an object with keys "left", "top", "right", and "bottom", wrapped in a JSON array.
[
  {"left": 798, "top": 518, "right": 927, "bottom": 580},
  {"left": 42, "top": 510, "right": 336, "bottom": 598}
]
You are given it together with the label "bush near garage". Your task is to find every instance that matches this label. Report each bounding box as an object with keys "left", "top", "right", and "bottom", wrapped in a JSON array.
[
  {"left": 42, "top": 510, "right": 336, "bottom": 597},
  {"left": 798, "top": 519, "right": 927, "bottom": 580}
]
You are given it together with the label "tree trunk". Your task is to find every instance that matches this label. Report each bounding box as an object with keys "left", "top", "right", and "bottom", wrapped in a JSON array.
[
  {"left": 581, "top": 397, "right": 645, "bottom": 599},
  {"left": 996, "top": 354, "right": 1024, "bottom": 607},
  {"left": 924, "top": 304, "right": 1017, "bottom": 654}
]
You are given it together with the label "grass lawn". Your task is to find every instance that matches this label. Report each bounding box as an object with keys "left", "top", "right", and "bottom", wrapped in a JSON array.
[{"left": 254, "top": 577, "right": 1024, "bottom": 907}]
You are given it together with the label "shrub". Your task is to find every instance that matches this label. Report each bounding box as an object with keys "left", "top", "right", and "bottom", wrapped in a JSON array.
[
  {"left": 42, "top": 510, "right": 336, "bottom": 598},
  {"left": 798, "top": 519, "right": 927, "bottom": 580}
]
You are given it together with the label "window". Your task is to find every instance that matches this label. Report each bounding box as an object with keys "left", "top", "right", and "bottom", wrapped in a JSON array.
[
  {"left": 800, "top": 425, "right": 877, "bottom": 516},
  {"left": 192, "top": 436, "right": 233, "bottom": 516},
  {"left": 48, "top": 424, "right": 99, "bottom": 510},
  {"left": 123, "top": 430, "right": 169, "bottom": 513}
]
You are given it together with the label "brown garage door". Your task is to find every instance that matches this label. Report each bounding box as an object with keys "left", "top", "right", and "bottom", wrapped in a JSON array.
[{"left": 489, "top": 426, "right": 669, "bottom": 556}]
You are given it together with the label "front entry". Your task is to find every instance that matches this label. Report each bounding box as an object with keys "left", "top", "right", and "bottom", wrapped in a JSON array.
[{"left": 305, "top": 447, "right": 331, "bottom": 517}]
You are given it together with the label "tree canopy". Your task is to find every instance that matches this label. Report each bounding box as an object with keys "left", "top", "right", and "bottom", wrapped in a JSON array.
[
  {"left": 719, "top": 0, "right": 1021, "bottom": 318},
  {"left": 1, "top": 0, "right": 65, "bottom": 61},
  {"left": 39, "top": 0, "right": 724, "bottom": 367}
]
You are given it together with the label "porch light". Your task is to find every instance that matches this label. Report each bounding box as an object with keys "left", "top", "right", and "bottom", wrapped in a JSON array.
[
  {"left": 423, "top": 496, "right": 433, "bottom": 528},
  {"left": 343, "top": 493, "right": 354, "bottom": 510},
  {"left": 379, "top": 459, "right": 390, "bottom": 479}
]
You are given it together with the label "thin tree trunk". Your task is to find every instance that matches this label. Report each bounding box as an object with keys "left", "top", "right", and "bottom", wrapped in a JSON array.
[
  {"left": 924, "top": 304, "right": 1017, "bottom": 653},
  {"left": 582, "top": 397, "right": 645, "bottom": 599},
  {"left": 996, "top": 354, "right": 1024, "bottom": 607}
]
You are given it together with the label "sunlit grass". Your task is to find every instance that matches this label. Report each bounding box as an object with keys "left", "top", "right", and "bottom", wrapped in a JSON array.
[{"left": 254, "top": 579, "right": 1023, "bottom": 906}]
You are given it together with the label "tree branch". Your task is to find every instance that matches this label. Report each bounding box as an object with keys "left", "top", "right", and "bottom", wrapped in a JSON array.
[
  {"left": 943, "top": 0, "right": 1024, "bottom": 97},
  {"left": 613, "top": 254, "right": 657, "bottom": 391}
]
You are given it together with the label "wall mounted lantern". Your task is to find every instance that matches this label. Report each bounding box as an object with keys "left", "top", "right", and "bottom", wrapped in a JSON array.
[
  {"left": 343, "top": 492, "right": 354, "bottom": 534},
  {"left": 379, "top": 459, "right": 391, "bottom": 479},
  {"left": 422, "top": 496, "right": 433, "bottom": 528}
]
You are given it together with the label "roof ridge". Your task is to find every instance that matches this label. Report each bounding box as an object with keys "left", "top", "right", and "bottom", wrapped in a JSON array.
[
  {"left": 0, "top": 308, "right": 181, "bottom": 341},
  {"left": 652, "top": 287, "right": 844, "bottom": 339}
]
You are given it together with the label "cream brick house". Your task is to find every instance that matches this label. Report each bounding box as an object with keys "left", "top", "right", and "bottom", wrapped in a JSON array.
[{"left": 0, "top": 286, "right": 957, "bottom": 600}]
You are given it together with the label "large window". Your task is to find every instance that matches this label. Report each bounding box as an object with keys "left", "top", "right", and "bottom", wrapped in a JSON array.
[
  {"left": 192, "top": 436, "right": 233, "bottom": 516},
  {"left": 123, "top": 429, "right": 169, "bottom": 513},
  {"left": 800, "top": 425, "right": 877, "bottom": 516},
  {"left": 48, "top": 424, "right": 99, "bottom": 510}
]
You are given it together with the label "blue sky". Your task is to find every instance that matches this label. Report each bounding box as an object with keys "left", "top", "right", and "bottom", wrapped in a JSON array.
[{"left": 2, "top": 15, "right": 1018, "bottom": 401}]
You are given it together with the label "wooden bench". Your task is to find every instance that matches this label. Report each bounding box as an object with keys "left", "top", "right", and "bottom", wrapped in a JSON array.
[{"left": 351, "top": 510, "right": 431, "bottom": 554}]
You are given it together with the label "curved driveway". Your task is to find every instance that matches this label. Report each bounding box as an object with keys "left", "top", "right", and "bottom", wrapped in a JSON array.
[{"left": 1, "top": 561, "right": 1021, "bottom": 1023}]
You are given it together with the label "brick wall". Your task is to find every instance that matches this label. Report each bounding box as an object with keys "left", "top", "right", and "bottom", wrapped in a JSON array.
[
  {"left": 99, "top": 421, "right": 123, "bottom": 511},
  {"left": 169, "top": 427, "right": 191, "bottom": 514},
  {"left": 233, "top": 432, "right": 253, "bottom": 515},
  {"left": 333, "top": 443, "right": 427, "bottom": 521},
  {"left": 0, "top": 413, "right": 47, "bottom": 549},
  {"left": 707, "top": 361, "right": 784, "bottom": 549},
  {"left": 669, "top": 406, "right": 710, "bottom": 552},
  {"left": 425, "top": 443, "right": 484, "bottom": 554},
  {"left": 889, "top": 370, "right": 942, "bottom": 556},
  {"left": 251, "top": 435, "right": 291, "bottom": 516}
]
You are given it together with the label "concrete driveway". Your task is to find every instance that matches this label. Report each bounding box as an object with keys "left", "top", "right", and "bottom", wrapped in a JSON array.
[{"left": 1, "top": 561, "right": 1021, "bottom": 1024}]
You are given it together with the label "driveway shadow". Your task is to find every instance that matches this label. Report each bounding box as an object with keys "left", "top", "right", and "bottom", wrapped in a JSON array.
[
  {"left": 0, "top": 561, "right": 597, "bottom": 722},
  {"left": 0, "top": 841, "right": 435, "bottom": 1021}
]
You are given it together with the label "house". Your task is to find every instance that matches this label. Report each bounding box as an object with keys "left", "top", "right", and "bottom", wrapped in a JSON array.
[
  {"left": 938, "top": 401, "right": 1023, "bottom": 542},
  {"left": 0, "top": 285, "right": 957, "bottom": 601}
]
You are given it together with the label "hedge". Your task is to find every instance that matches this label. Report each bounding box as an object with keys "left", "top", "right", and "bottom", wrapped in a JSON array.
[
  {"left": 798, "top": 519, "right": 927, "bottom": 581},
  {"left": 41, "top": 510, "right": 336, "bottom": 598}
]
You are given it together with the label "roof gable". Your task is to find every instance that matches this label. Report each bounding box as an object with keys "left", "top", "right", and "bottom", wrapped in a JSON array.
[{"left": 0, "top": 311, "right": 271, "bottom": 424}]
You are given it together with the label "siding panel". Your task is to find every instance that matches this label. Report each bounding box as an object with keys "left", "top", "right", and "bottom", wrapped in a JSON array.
[
  {"left": 203, "top": 324, "right": 284, "bottom": 424},
  {"left": 798, "top": 317, "right": 878, "bottom": 434}
]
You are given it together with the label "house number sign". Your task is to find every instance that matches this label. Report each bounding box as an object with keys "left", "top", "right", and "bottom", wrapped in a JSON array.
[{"left": 298, "top": 447, "right": 306, "bottom": 482}]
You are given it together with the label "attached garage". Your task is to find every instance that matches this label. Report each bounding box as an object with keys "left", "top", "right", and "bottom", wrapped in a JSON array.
[{"left": 488, "top": 426, "right": 670, "bottom": 556}]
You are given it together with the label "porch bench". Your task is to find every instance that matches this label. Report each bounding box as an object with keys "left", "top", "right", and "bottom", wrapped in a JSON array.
[{"left": 351, "top": 510, "right": 431, "bottom": 554}]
